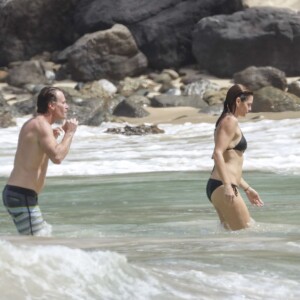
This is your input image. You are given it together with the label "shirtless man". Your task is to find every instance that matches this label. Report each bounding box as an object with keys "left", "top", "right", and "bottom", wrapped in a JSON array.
[{"left": 2, "top": 86, "right": 78, "bottom": 235}]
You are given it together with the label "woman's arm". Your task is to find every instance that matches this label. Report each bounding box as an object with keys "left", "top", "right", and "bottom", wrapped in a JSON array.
[{"left": 240, "top": 178, "right": 264, "bottom": 207}]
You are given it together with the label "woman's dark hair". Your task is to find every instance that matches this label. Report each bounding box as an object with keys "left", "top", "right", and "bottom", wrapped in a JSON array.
[
  {"left": 37, "top": 86, "right": 64, "bottom": 114},
  {"left": 215, "top": 84, "right": 253, "bottom": 127}
]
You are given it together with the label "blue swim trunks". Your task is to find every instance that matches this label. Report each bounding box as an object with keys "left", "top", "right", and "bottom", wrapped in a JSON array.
[{"left": 2, "top": 185, "right": 47, "bottom": 235}]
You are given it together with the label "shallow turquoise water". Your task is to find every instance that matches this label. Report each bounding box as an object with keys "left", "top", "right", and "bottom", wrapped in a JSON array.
[
  {"left": 1, "top": 171, "right": 299, "bottom": 236},
  {"left": 1, "top": 171, "right": 299, "bottom": 300}
]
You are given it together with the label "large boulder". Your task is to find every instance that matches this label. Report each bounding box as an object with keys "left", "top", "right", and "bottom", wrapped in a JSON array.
[
  {"left": 0, "top": 0, "right": 80, "bottom": 66},
  {"left": 73, "top": 0, "right": 244, "bottom": 69},
  {"left": 192, "top": 7, "right": 300, "bottom": 77},
  {"left": 7, "top": 61, "right": 50, "bottom": 88},
  {"left": 57, "top": 24, "right": 148, "bottom": 81},
  {"left": 233, "top": 66, "right": 288, "bottom": 91},
  {"left": 253, "top": 86, "right": 300, "bottom": 112}
]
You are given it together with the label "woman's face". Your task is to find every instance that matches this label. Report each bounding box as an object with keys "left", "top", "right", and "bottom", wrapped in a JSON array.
[{"left": 236, "top": 95, "right": 253, "bottom": 117}]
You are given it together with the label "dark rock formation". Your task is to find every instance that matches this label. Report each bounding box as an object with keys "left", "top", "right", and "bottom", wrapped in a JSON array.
[
  {"left": 113, "top": 99, "right": 149, "bottom": 118},
  {"left": 57, "top": 24, "right": 148, "bottom": 81},
  {"left": 7, "top": 61, "right": 50, "bottom": 88},
  {"left": 73, "top": 0, "right": 244, "bottom": 69},
  {"left": 105, "top": 124, "right": 164, "bottom": 135},
  {"left": 253, "top": 86, "right": 300, "bottom": 112},
  {"left": 0, "top": 0, "right": 80, "bottom": 66},
  {"left": 233, "top": 66, "right": 288, "bottom": 91},
  {"left": 192, "top": 7, "right": 300, "bottom": 77}
]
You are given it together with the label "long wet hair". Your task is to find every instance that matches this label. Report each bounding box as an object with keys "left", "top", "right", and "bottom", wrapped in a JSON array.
[
  {"left": 37, "top": 86, "right": 64, "bottom": 114},
  {"left": 215, "top": 84, "right": 253, "bottom": 128}
]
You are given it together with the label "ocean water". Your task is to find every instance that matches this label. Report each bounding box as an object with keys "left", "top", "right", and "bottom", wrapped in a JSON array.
[{"left": 0, "top": 117, "right": 300, "bottom": 300}]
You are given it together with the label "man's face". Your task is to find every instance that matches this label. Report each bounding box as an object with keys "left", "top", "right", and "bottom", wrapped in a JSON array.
[{"left": 52, "top": 91, "right": 69, "bottom": 120}]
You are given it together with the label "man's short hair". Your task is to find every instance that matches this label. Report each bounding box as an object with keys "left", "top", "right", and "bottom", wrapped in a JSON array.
[{"left": 37, "top": 86, "right": 64, "bottom": 114}]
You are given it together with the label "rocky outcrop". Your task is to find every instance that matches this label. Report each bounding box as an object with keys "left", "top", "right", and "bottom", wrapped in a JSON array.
[
  {"left": 233, "top": 66, "right": 288, "bottom": 91},
  {"left": 57, "top": 24, "right": 148, "bottom": 81},
  {"left": 192, "top": 7, "right": 300, "bottom": 77},
  {"left": 73, "top": 0, "right": 244, "bottom": 69},
  {"left": 1, "top": 1, "right": 300, "bottom": 83},
  {"left": 253, "top": 86, "right": 300, "bottom": 112},
  {"left": 0, "top": 0, "right": 80, "bottom": 66}
]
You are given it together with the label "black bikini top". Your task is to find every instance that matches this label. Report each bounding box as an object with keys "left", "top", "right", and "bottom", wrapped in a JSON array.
[{"left": 227, "top": 133, "right": 247, "bottom": 152}]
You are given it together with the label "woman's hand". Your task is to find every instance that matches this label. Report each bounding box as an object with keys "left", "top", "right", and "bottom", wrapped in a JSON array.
[
  {"left": 224, "top": 184, "right": 236, "bottom": 203},
  {"left": 245, "top": 187, "right": 264, "bottom": 207}
]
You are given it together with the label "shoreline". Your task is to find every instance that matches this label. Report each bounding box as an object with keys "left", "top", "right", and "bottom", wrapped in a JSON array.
[{"left": 116, "top": 107, "right": 300, "bottom": 125}]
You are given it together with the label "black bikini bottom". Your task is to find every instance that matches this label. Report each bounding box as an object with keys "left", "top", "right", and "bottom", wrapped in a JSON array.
[{"left": 206, "top": 178, "right": 238, "bottom": 202}]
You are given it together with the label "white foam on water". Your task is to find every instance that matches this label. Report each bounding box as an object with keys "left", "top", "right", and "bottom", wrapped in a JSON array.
[
  {"left": 0, "top": 240, "right": 164, "bottom": 300},
  {"left": 0, "top": 117, "right": 300, "bottom": 176}
]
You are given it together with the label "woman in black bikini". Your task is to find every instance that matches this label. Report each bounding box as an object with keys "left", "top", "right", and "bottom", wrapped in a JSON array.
[{"left": 206, "top": 84, "right": 264, "bottom": 230}]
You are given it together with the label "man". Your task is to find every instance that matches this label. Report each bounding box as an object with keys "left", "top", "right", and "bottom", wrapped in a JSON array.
[{"left": 2, "top": 86, "right": 78, "bottom": 235}]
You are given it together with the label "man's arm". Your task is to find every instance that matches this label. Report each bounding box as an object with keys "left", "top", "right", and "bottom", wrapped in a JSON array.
[{"left": 38, "top": 119, "right": 78, "bottom": 164}]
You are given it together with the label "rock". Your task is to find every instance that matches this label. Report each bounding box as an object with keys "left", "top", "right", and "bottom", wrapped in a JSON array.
[
  {"left": 203, "top": 88, "right": 228, "bottom": 106},
  {"left": 288, "top": 79, "right": 300, "bottom": 97},
  {"left": 7, "top": 60, "right": 49, "bottom": 87},
  {"left": 74, "top": 0, "right": 243, "bottom": 69},
  {"left": 192, "top": 7, "right": 300, "bottom": 77},
  {"left": 0, "top": 0, "right": 79, "bottom": 66},
  {"left": 118, "top": 76, "right": 158, "bottom": 97},
  {"left": 105, "top": 124, "right": 164, "bottom": 135},
  {"left": 126, "top": 95, "right": 151, "bottom": 106},
  {"left": 253, "top": 86, "right": 300, "bottom": 112},
  {"left": 76, "top": 81, "right": 115, "bottom": 100},
  {"left": 97, "top": 79, "right": 117, "bottom": 96},
  {"left": 183, "top": 79, "right": 220, "bottom": 97},
  {"left": 233, "top": 66, "right": 288, "bottom": 91},
  {"left": 57, "top": 24, "right": 148, "bottom": 81},
  {"left": 151, "top": 95, "right": 208, "bottom": 109},
  {"left": 12, "top": 98, "right": 36, "bottom": 116},
  {"left": 113, "top": 99, "right": 149, "bottom": 118}
]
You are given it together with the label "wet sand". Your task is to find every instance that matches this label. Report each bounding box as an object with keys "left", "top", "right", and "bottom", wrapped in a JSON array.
[{"left": 117, "top": 107, "right": 300, "bottom": 125}]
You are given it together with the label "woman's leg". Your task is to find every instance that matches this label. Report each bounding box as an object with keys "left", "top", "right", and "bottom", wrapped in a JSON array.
[{"left": 211, "top": 185, "right": 251, "bottom": 231}]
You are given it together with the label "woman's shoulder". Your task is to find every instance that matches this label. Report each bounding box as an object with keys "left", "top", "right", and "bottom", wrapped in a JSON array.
[{"left": 218, "top": 114, "right": 238, "bottom": 129}]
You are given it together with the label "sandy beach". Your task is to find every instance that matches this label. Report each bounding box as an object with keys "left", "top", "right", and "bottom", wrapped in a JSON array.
[{"left": 117, "top": 106, "right": 300, "bottom": 125}]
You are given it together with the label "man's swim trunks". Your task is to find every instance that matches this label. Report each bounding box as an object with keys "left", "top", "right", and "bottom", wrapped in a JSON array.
[{"left": 2, "top": 185, "right": 46, "bottom": 235}]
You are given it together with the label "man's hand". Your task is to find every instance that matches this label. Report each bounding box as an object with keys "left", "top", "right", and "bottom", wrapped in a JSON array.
[
  {"left": 53, "top": 127, "right": 64, "bottom": 139},
  {"left": 62, "top": 118, "right": 78, "bottom": 134}
]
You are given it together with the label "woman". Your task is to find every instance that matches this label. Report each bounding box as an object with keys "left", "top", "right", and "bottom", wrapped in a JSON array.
[{"left": 206, "top": 84, "right": 264, "bottom": 230}]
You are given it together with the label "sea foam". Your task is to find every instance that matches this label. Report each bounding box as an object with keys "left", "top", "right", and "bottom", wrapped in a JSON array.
[{"left": 0, "top": 117, "right": 299, "bottom": 177}]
